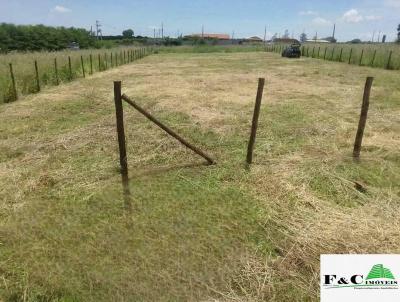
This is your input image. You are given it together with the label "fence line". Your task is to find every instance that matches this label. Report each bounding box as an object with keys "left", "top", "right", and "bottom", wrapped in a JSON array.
[
  {"left": 2, "top": 47, "right": 151, "bottom": 104},
  {"left": 266, "top": 44, "right": 399, "bottom": 70}
]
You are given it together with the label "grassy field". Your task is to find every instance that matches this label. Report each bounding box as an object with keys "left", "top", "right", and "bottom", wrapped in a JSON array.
[
  {"left": 0, "top": 51, "right": 399, "bottom": 301},
  {"left": 0, "top": 46, "right": 147, "bottom": 104}
]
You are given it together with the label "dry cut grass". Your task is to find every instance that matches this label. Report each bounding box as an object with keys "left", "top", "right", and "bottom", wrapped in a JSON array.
[{"left": 0, "top": 51, "right": 399, "bottom": 301}]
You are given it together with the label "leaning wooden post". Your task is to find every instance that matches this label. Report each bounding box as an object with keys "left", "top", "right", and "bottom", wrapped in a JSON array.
[
  {"left": 359, "top": 49, "right": 364, "bottom": 66},
  {"left": 68, "top": 56, "right": 73, "bottom": 80},
  {"left": 34, "top": 60, "right": 40, "bottom": 92},
  {"left": 81, "top": 56, "right": 85, "bottom": 78},
  {"left": 90, "top": 54, "right": 93, "bottom": 75},
  {"left": 246, "top": 78, "right": 265, "bottom": 165},
  {"left": 9, "top": 63, "right": 17, "bottom": 101},
  {"left": 386, "top": 51, "right": 393, "bottom": 70},
  {"left": 348, "top": 48, "right": 353, "bottom": 64},
  {"left": 353, "top": 77, "right": 374, "bottom": 160},
  {"left": 113, "top": 81, "right": 129, "bottom": 181},
  {"left": 54, "top": 58, "right": 59, "bottom": 85}
]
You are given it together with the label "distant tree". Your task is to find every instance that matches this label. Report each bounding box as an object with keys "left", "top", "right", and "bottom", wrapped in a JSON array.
[
  {"left": 382, "top": 35, "right": 387, "bottom": 43},
  {"left": 283, "top": 29, "right": 290, "bottom": 39},
  {"left": 349, "top": 38, "right": 362, "bottom": 44},
  {"left": 0, "top": 23, "right": 94, "bottom": 52},
  {"left": 300, "top": 33, "right": 307, "bottom": 43},
  {"left": 122, "top": 29, "right": 134, "bottom": 38}
]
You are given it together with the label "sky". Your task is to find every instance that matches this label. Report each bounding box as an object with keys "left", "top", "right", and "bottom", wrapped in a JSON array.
[{"left": 0, "top": 0, "right": 399, "bottom": 42}]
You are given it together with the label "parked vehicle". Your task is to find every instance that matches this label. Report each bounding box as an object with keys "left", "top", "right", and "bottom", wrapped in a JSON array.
[{"left": 282, "top": 43, "right": 301, "bottom": 58}]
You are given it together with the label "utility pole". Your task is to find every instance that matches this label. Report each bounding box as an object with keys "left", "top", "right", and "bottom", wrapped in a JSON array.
[
  {"left": 161, "top": 22, "right": 164, "bottom": 39},
  {"left": 332, "top": 23, "right": 336, "bottom": 40},
  {"left": 263, "top": 26, "right": 267, "bottom": 44},
  {"left": 95, "top": 20, "right": 102, "bottom": 40}
]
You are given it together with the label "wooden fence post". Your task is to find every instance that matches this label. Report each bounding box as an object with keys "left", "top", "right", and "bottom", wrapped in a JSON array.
[
  {"left": 359, "top": 49, "right": 364, "bottom": 66},
  {"left": 246, "top": 78, "right": 265, "bottom": 165},
  {"left": 371, "top": 50, "right": 377, "bottom": 67},
  {"left": 98, "top": 54, "right": 101, "bottom": 71},
  {"left": 90, "top": 54, "right": 93, "bottom": 75},
  {"left": 353, "top": 77, "right": 374, "bottom": 160},
  {"left": 323, "top": 47, "right": 327, "bottom": 60},
  {"left": 113, "top": 81, "right": 131, "bottom": 206},
  {"left": 348, "top": 48, "right": 353, "bottom": 64},
  {"left": 68, "top": 56, "right": 72, "bottom": 80},
  {"left": 34, "top": 60, "right": 40, "bottom": 92},
  {"left": 317, "top": 46, "right": 321, "bottom": 58},
  {"left": 113, "top": 81, "right": 129, "bottom": 180},
  {"left": 54, "top": 58, "right": 59, "bottom": 85},
  {"left": 104, "top": 53, "right": 108, "bottom": 69},
  {"left": 9, "top": 63, "right": 17, "bottom": 101},
  {"left": 331, "top": 47, "right": 335, "bottom": 60},
  {"left": 81, "top": 56, "right": 85, "bottom": 78},
  {"left": 123, "top": 51, "right": 126, "bottom": 64},
  {"left": 386, "top": 51, "right": 393, "bottom": 70},
  {"left": 111, "top": 52, "right": 113, "bottom": 67},
  {"left": 339, "top": 48, "right": 343, "bottom": 62}
]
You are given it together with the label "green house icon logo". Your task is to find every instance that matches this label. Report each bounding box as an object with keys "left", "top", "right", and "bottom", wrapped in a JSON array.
[{"left": 366, "top": 264, "right": 395, "bottom": 280}]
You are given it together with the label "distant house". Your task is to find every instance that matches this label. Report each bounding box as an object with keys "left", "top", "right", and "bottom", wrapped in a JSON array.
[
  {"left": 184, "top": 33, "right": 231, "bottom": 40},
  {"left": 68, "top": 42, "right": 80, "bottom": 50}
]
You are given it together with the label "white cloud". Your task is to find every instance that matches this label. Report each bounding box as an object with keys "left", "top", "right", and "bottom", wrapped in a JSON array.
[
  {"left": 385, "top": 0, "right": 400, "bottom": 8},
  {"left": 312, "top": 17, "right": 332, "bottom": 26},
  {"left": 52, "top": 5, "right": 71, "bottom": 13},
  {"left": 299, "top": 10, "right": 318, "bottom": 16},
  {"left": 342, "top": 9, "right": 363, "bottom": 23},
  {"left": 365, "top": 15, "right": 383, "bottom": 21}
]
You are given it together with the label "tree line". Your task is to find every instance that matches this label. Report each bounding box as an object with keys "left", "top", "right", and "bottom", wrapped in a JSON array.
[{"left": 0, "top": 23, "right": 95, "bottom": 52}]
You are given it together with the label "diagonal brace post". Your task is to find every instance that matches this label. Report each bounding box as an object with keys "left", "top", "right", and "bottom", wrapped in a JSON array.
[{"left": 121, "top": 94, "right": 215, "bottom": 165}]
